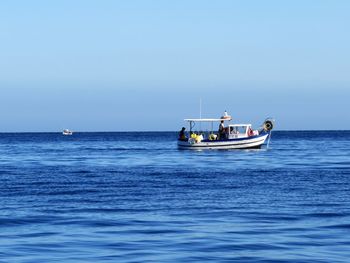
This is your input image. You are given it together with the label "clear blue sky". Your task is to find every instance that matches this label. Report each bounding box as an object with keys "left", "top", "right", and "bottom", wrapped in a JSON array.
[{"left": 0, "top": 0, "right": 349, "bottom": 131}]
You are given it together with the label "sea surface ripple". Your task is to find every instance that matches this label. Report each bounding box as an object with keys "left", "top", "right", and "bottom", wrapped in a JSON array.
[{"left": 1, "top": 131, "right": 350, "bottom": 262}]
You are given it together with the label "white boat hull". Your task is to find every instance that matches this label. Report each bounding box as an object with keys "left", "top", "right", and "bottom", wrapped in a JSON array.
[
  {"left": 63, "top": 131, "right": 73, "bottom": 135},
  {"left": 178, "top": 133, "right": 269, "bottom": 149}
]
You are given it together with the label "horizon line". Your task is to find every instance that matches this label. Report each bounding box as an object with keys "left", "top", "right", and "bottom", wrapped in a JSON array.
[{"left": 0, "top": 129, "right": 349, "bottom": 133}]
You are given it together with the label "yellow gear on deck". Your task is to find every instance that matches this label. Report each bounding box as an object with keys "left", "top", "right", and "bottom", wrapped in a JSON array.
[{"left": 209, "top": 133, "right": 217, "bottom": 140}]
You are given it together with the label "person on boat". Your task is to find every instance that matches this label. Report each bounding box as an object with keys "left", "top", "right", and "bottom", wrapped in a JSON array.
[
  {"left": 218, "top": 120, "right": 226, "bottom": 140},
  {"left": 178, "top": 127, "right": 187, "bottom": 141},
  {"left": 229, "top": 126, "right": 234, "bottom": 134},
  {"left": 248, "top": 127, "right": 254, "bottom": 137}
]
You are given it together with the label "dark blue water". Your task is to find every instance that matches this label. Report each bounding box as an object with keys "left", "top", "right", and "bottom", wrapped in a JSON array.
[{"left": 1, "top": 131, "right": 350, "bottom": 262}]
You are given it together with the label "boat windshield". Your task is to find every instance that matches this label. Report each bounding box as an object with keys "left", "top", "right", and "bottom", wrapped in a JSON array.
[{"left": 229, "top": 125, "right": 248, "bottom": 135}]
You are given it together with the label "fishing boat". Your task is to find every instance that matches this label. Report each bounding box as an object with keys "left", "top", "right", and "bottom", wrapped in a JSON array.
[
  {"left": 62, "top": 129, "right": 73, "bottom": 136},
  {"left": 178, "top": 112, "right": 274, "bottom": 149}
]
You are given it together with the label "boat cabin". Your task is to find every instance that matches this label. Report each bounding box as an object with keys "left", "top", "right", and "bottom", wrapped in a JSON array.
[{"left": 227, "top": 124, "right": 254, "bottom": 139}]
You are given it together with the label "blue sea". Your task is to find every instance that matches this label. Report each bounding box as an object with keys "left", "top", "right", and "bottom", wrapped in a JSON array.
[{"left": 1, "top": 131, "right": 350, "bottom": 262}]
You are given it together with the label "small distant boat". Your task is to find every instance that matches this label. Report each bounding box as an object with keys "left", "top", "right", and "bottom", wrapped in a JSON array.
[
  {"left": 62, "top": 129, "right": 73, "bottom": 136},
  {"left": 178, "top": 111, "right": 274, "bottom": 149}
]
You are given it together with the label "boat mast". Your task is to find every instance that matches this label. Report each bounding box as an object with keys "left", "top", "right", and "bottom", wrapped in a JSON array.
[{"left": 199, "top": 98, "right": 202, "bottom": 131}]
